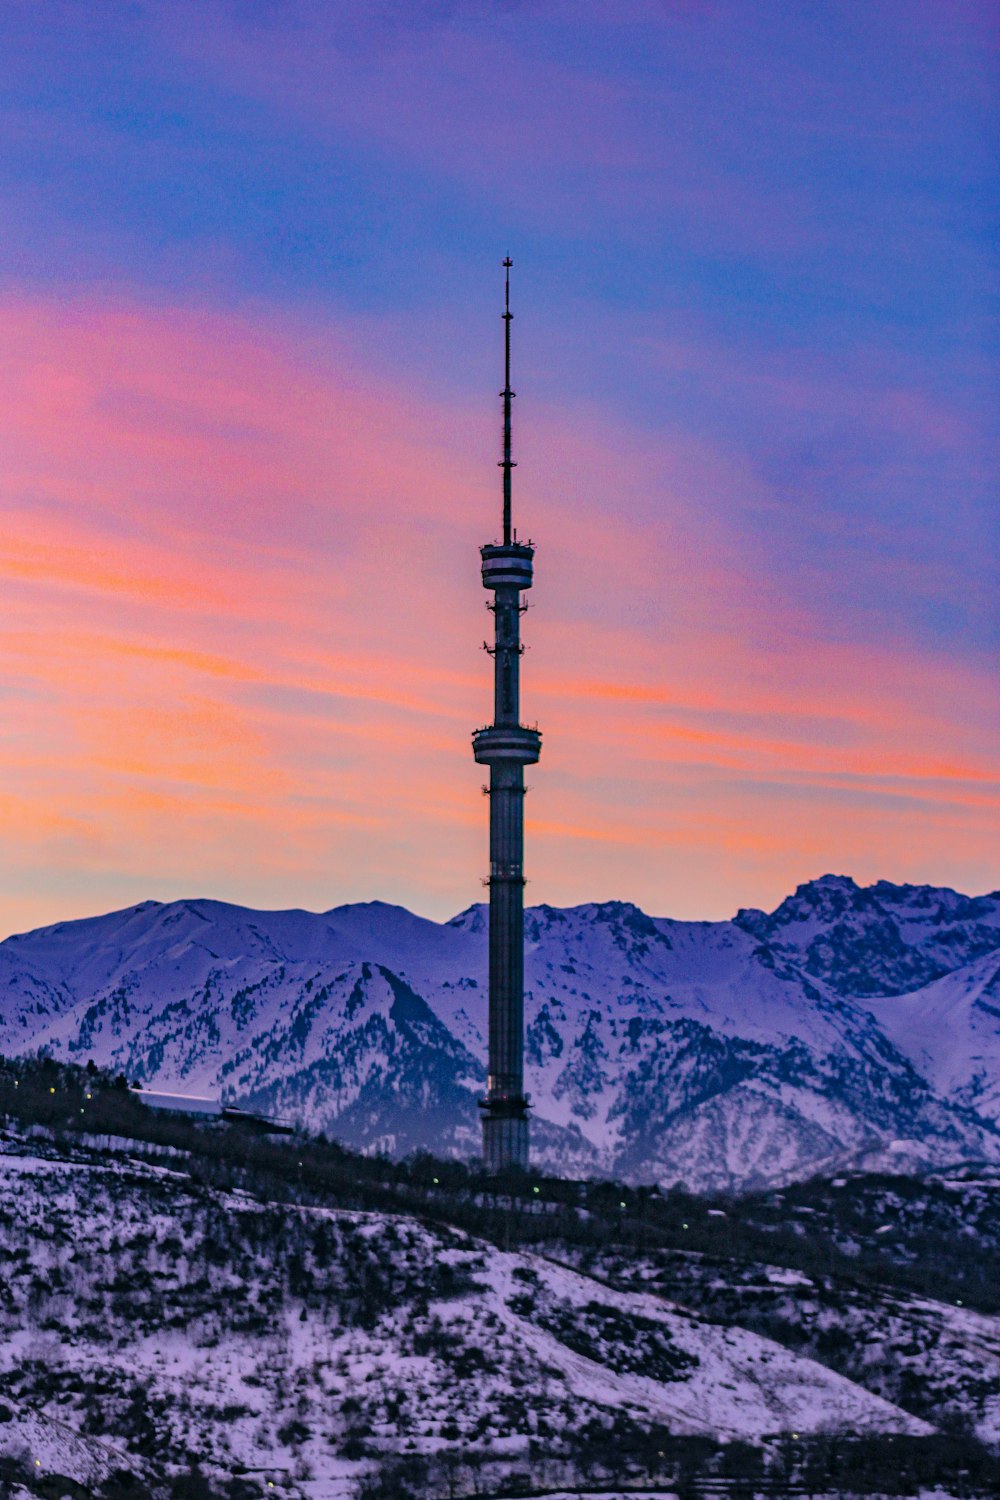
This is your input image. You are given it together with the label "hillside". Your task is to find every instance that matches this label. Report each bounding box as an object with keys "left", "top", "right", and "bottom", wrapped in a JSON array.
[
  {"left": 1, "top": 876, "right": 999, "bottom": 1190},
  {"left": 0, "top": 1066, "right": 998, "bottom": 1499}
]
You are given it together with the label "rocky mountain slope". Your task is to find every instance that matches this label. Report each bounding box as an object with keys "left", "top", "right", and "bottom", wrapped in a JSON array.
[
  {"left": 2, "top": 875, "right": 999, "bottom": 1190},
  {"left": 734, "top": 874, "right": 1000, "bottom": 997}
]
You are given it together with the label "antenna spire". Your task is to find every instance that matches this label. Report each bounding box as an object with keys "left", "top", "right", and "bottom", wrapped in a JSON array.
[{"left": 501, "top": 257, "right": 515, "bottom": 546}]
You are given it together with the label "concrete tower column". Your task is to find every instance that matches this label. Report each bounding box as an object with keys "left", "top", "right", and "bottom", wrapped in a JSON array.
[{"left": 471, "top": 260, "right": 540, "bottom": 1173}]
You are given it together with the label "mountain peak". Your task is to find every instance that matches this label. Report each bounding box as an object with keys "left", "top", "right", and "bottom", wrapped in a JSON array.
[
  {"left": 732, "top": 875, "right": 1000, "bottom": 1001},
  {"left": 446, "top": 904, "right": 487, "bottom": 933}
]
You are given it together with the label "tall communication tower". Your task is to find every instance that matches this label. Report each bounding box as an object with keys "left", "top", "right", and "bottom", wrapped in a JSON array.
[{"left": 472, "top": 259, "right": 540, "bottom": 1172}]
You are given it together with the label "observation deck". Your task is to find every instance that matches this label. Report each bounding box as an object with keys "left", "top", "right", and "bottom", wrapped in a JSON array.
[
  {"left": 481, "top": 542, "right": 534, "bottom": 591},
  {"left": 472, "top": 725, "right": 541, "bottom": 765}
]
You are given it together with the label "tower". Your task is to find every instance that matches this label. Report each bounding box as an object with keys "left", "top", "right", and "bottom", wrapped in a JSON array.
[{"left": 472, "top": 258, "right": 540, "bottom": 1173}]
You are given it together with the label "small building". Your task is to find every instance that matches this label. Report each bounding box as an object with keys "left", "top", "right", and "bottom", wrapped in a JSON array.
[
  {"left": 134, "top": 1089, "right": 223, "bottom": 1118},
  {"left": 134, "top": 1088, "right": 293, "bottom": 1134}
]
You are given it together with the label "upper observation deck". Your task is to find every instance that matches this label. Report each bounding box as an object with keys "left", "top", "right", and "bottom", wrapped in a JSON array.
[{"left": 481, "top": 542, "right": 534, "bottom": 591}]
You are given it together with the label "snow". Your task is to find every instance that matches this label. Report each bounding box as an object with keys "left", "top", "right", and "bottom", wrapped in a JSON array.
[
  {"left": 487, "top": 1253, "right": 929, "bottom": 1442},
  {"left": 0, "top": 1135, "right": 949, "bottom": 1499},
  {"left": 2, "top": 876, "right": 999, "bottom": 1191},
  {"left": 854, "top": 952, "right": 1000, "bottom": 1125}
]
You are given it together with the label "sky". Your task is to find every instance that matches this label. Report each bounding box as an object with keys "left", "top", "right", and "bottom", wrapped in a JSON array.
[{"left": 1, "top": 0, "right": 997, "bottom": 936}]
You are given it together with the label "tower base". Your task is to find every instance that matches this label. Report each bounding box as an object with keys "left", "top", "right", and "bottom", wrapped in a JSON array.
[{"left": 480, "top": 1105, "right": 529, "bottom": 1173}]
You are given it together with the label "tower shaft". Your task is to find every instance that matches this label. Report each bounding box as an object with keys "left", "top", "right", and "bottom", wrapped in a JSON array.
[{"left": 472, "top": 260, "right": 540, "bottom": 1173}]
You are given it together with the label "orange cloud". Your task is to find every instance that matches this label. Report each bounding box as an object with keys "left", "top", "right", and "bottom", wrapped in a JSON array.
[{"left": 1, "top": 293, "right": 997, "bottom": 935}]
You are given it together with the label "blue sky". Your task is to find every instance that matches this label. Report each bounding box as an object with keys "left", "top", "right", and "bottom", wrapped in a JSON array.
[{"left": 1, "top": 0, "right": 997, "bottom": 932}]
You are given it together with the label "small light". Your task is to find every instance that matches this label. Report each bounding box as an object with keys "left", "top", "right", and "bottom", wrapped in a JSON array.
[
  {"left": 533, "top": 1186, "right": 540, "bottom": 1194},
  {"left": 36, "top": 1460, "right": 41, "bottom": 1467},
  {"left": 433, "top": 1177, "right": 439, "bottom": 1185},
  {"left": 80, "top": 1108, "right": 84, "bottom": 1114},
  {"left": 49, "top": 1087, "right": 55, "bottom": 1094},
  {"left": 683, "top": 1222, "right": 689, "bottom": 1229},
  {"left": 86, "top": 1092, "right": 92, "bottom": 1099}
]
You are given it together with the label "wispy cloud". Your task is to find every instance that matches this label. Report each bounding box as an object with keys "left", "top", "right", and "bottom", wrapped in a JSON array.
[{"left": 2, "top": 294, "right": 996, "bottom": 932}]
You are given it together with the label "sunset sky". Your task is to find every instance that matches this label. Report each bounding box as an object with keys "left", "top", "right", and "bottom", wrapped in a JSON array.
[{"left": 1, "top": 0, "right": 997, "bottom": 937}]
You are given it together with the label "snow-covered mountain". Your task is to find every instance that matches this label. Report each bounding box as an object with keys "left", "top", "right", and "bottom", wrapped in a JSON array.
[
  {"left": 2, "top": 875, "right": 999, "bottom": 1190},
  {"left": 734, "top": 873, "right": 1000, "bottom": 997}
]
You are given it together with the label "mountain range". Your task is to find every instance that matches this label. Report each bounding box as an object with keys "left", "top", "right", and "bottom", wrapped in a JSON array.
[{"left": 2, "top": 873, "right": 999, "bottom": 1190}]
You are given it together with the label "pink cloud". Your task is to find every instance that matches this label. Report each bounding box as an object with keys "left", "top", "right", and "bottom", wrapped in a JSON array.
[{"left": 1, "top": 292, "right": 997, "bottom": 934}]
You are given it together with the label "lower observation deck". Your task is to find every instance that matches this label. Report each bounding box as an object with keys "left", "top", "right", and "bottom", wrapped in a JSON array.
[{"left": 472, "top": 725, "right": 542, "bottom": 765}]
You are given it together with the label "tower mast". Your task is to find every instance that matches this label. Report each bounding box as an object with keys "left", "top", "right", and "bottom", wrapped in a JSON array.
[
  {"left": 472, "top": 259, "right": 541, "bottom": 1173},
  {"left": 501, "top": 256, "right": 514, "bottom": 546}
]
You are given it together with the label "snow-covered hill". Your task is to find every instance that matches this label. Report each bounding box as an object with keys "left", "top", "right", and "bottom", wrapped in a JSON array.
[
  {"left": 2, "top": 875, "right": 999, "bottom": 1190},
  {"left": 1, "top": 1121, "right": 997, "bottom": 1499},
  {"left": 0, "top": 1133, "right": 944, "bottom": 1500}
]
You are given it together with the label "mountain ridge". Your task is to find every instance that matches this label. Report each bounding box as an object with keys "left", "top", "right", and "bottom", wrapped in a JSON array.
[{"left": 3, "top": 874, "right": 999, "bottom": 1190}]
